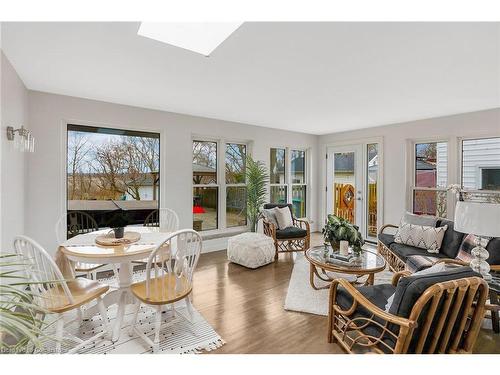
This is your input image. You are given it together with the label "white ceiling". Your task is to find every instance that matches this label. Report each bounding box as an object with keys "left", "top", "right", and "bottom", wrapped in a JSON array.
[{"left": 2, "top": 22, "right": 499, "bottom": 135}]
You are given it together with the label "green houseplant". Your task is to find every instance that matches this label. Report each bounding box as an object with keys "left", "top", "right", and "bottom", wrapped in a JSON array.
[
  {"left": 322, "top": 214, "right": 364, "bottom": 254},
  {"left": 245, "top": 156, "right": 269, "bottom": 232},
  {"left": 107, "top": 209, "right": 129, "bottom": 238},
  {"left": 0, "top": 253, "right": 53, "bottom": 353}
]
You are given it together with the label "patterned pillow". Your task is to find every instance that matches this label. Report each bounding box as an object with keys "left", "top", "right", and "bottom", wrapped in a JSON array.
[
  {"left": 261, "top": 208, "right": 279, "bottom": 228},
  {"left": 456, "top": 234, "right": 491, "bottom": 263},
  {"left": 394, "top": 221, "right": 448, "bottom": 253}
]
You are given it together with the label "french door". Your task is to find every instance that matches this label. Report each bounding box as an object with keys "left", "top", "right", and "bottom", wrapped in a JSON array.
[{"left": 326, "top": 143, "right": 381, "bottom": 242}]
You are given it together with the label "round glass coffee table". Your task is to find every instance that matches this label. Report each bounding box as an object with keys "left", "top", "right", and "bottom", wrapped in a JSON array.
[{"left": 305, "top": 245, "right": 386, "bottom": 290}]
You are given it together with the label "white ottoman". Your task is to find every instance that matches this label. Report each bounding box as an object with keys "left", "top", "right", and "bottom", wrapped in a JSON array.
[{"left": 227, "top": 232, "right": 275, "bottom": 269}]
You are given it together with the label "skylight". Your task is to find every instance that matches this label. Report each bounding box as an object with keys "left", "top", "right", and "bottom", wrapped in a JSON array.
[{"left": 137, "top": 22, "right": 243, "bottom": 56}]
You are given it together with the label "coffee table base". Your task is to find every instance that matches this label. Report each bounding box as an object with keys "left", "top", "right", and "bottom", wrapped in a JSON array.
[{"left": 309, "top": 264, "right": 375, "bottom": 290}]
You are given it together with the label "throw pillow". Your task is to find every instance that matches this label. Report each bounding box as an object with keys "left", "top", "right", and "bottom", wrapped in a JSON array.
[
  {"left": 275, "top": 206, "right": 293, "bottom": 229},
  {"left": 403, "top": 212, "right": 438, "bottom": 227},
  {"left": 261, "top": 208, "right": 279, "bottom": 228},
  {"left": 385, "top": 262, "right": 446, "bottom": 311},
  {"left": 394, "top": 221, "right": 448, "bottom": 253},
  {"left": 456, "top": 234, "right": 491, "bottom": 263}
]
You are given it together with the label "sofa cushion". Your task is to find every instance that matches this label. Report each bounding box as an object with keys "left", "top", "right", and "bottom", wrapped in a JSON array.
[
  {"left": 388, "top": 266, "right": 480, "bottom": 353},
  {"left": 394, "top": 222, "right": 448, "bottom": 253},
  {"left": 389, "top": 243, "right": 448, "bottom": 262},
  {"left": 436, "top": 219, "right": 464, "bottom": 259},
  {"left": 378, "top": 233, "right": 395, "bottom": 247},
  {"left": 336, "top": 284, "right": 396, "bottom": 314},
  {"left": 405, "top": 254, "right": 443, "bottom": 273},
  {"left": 403, "top": 212, "right": 438, "bottom": 227},
  {"left": 275, "top": 227, "right": 307, "bottom": 239},
  {"left": 388, "top": 266, "right": 479, "bottom": 318}
]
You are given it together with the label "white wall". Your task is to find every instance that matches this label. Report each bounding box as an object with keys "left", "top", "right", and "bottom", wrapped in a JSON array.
[
  {"left": 0, "top": 51, "right": 28, "bottom": 251},
  {"left": 26, "top": 91, "right": 318, "bottom": 254},
  {"left": 317, "top": 108, "right": 500, "bottom": 228}
]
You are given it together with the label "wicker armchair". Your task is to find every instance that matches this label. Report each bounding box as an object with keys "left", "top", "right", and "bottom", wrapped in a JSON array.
[
  {"left": 262, "top": 203, "right": 310, "bottom": 261},
  {"left": 327, "top": 267, "right": 488, "bottom": 354}
]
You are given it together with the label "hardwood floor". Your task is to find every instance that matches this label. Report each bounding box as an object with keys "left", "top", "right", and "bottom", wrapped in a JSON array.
[{"left": 189, "top": 234, "right": 500, "bottom": 354}]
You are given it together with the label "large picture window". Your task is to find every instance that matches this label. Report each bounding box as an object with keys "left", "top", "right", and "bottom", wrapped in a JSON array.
[
  {"left": 66, "top": 124, "right": 160, "bottom": 231},
  {"left": 412, "top": 141, "right": 448, "bottom": 217}
]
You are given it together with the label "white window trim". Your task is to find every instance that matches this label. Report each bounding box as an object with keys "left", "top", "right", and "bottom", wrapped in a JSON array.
[
  {"left": 269, "top": 147, "right": 310, "bottom": 218},
  {"left": 192, "top": 136, "right": 250, "bottom": 235},
  {"left": 269, "top": 147, "right": 288, "bottom": 205},
  {"left": 406, "top": 138, "right": 451, "bottom": 218}
]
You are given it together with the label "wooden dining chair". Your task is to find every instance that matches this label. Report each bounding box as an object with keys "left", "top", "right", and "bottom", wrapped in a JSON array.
[
  {"left": 143, "top": 208, "right": 180, "bottom": 231},
  {"left": 128, "top": 229, "right": 202, "bottom": 353},
  {"left": 55, "top": 211, "right": 109, "bottom": 280},
  {"left": 13, "top": 235, "right": 111, "bottom": 353},
  {"left": 133, "top": 208, "right": 180, "bottom": 269}
]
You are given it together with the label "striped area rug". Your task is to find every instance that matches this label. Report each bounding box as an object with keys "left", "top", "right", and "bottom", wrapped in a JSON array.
[{"left": 40, "top": 272, "right": 225, "bottom": 354}]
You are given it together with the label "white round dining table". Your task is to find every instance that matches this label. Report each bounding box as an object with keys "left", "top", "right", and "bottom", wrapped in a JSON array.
[{"left": 59, "top": 227, "right": 172, "bottom": 342}]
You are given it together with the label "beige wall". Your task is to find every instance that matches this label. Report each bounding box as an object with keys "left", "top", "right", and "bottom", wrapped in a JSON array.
[
  {"left": 26, "top": 91, "right": 318, "bottom": 254},
  {"left": 1, "top": 51, "right": 28, "bottom": 250},
  {"left": 317, "top": 108, "right": 500, "bottom": 228}
]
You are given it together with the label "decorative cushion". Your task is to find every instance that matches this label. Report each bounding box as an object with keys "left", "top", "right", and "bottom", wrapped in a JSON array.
[
  {"left": 389, "top": 243, "right": 449, "bottom": 262},
  {"left": 227, "top": 232, "right": 275, "bottom": 269},
  {"left": 378, "top": 233, "right": 395, "bottom": 247},
  {"left": 403, "top": 212, "right": 438, "bottom": 227},
  {"left": 275, "top": 206, "right": 293, "bottom": 229},
  {"left": 276, "top": 227, "right": 307, "bottom": 239},
  {"left": 388, "top": 266, "right": 479, "bottom": 318},
  {"left": 405, "top": 254, "right": 442, "bottom": 273},
  {"left": 336, "top": 284, "right": 396, "bottom": 316},
  {"left": 261, "top": 208, "right": 278, "bottom": 228},
  {"left": 394, "top": 222, "right": 448, "bottom": 253},
  {"left": 436, "top": 219, "right": 464, "bottom": 259},
  {"left": 388, "top": 266, "right": 479, "bottom": 353},
  {"left": 385, "top": 262, "right": 446, "bottom": 311},
  {"left": 456, "top": 234, "right": 490, "bottom": 263}
]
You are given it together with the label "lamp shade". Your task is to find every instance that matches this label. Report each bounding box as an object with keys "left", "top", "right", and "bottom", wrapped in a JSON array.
[{"left": 454, "top": 201, "right": 500, "bottom": 237}]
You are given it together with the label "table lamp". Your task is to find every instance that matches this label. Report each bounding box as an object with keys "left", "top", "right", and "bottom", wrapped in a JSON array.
[{"left": 454, "top": 201, "right": 500, "bottom": 281}]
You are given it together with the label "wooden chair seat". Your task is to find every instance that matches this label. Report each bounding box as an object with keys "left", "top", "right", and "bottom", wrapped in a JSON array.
[
  {"left": 43, "top": 278, "right": 110, "bottom": 313},
  {"left": 131, "top": 274, "right": 191, "bottom": 305},
  {"left": 74, "top": 262, "right": 105, "bottom": 272}
]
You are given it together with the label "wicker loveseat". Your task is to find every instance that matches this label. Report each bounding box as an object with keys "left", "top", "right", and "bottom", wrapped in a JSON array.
[{"left": 378, "top": 218, "right": 500, "bottom": 273}]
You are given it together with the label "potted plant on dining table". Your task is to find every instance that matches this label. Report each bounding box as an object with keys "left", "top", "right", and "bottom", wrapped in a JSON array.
[{"left": 107, "top": 209, "right": 130, "bottom": 239}]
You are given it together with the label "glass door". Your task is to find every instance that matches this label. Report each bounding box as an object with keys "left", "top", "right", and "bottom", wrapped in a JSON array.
[
  {"left": 326, "top": 143, "right": 381, "bottom": 242},
  {"left": 327, "top": 145, "right": 363, "bottom": 230}
]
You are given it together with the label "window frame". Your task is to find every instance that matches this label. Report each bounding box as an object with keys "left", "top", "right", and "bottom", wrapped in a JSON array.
[
  {"left": 290, "top": 149, "right": 308, "bottom": 218},
  {"left": 225, "top": 142, "right": 248, "bottom": 228},
  {"left": 407, "top": 138, "right": 450, "bottom": 218},
  {"left": 270, "top": 147, "right": 310, "bottom": 218},
  {"left": 460, "top": 136, "right": 500, "bottom": 192},
  {"left": 192, "top": 136, "right": 250, "bottom": 234},
  {"left": 192, "top": 139, "right": 219, "bottom": 231},
  {"left": 269, "top": 147, "right": 288, "bottom": 206}
]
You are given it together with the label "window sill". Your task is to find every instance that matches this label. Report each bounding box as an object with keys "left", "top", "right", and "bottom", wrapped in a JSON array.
[{"left": 198, "top": 226, "right": 249, "bottom": 241}]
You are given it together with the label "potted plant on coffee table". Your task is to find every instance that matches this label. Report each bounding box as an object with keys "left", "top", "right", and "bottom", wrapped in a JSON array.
[{"left": 322, "top": 214, "right": 364, "bottom": 256}]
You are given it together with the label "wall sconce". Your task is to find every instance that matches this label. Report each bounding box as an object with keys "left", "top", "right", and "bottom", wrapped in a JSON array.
[{"left": 6, "top": 126, "right": 35, "bottom": 152}]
